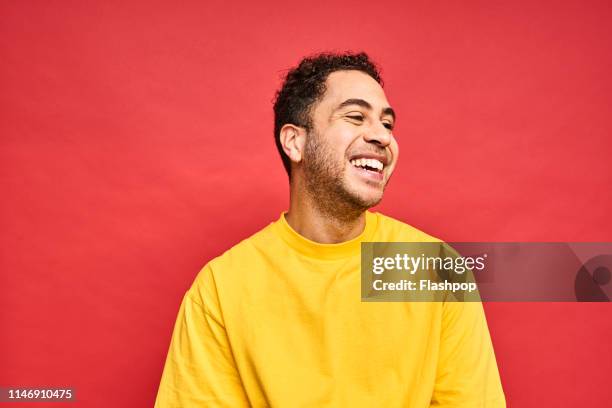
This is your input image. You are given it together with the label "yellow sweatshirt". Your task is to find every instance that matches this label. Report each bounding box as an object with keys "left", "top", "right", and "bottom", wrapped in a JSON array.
[{"left": 156, "top": 211, "right": 505, "bottom": 407}]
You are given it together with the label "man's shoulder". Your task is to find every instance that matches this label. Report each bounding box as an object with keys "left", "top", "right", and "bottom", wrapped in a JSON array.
[
  {"left": 195, "top": 218, "right": 280, "bottom": 278},
  {"left": 372, "top": 211, "right": 442, "bottom": 243}
]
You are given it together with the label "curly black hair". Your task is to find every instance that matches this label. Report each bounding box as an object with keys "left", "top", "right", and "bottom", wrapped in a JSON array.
[{"left": 273, "top": 52, "right": 383, "bottom": 179}]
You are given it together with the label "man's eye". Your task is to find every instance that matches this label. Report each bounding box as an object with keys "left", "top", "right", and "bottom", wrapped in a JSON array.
[
  {"left": 383, "top": 122, "right": 394, "bottom": 130},
  {"left": 347, "top": 115, "right": 364, "bottom": 122}
]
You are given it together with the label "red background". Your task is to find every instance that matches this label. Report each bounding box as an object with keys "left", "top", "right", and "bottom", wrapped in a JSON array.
[{"left": 2, "top": 1, "right": 611, "bottom": 406}]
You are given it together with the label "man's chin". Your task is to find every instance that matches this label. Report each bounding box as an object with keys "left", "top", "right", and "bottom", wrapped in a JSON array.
[
  {"left": 345, "top": 188, "right": 384, "bottom": 210},
  {"left": 361, "top": 195, "right": 384, "bottom": 209}
]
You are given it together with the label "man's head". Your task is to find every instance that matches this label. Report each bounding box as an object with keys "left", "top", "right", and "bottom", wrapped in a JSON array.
[{"left": 274, "top": 52, "right": 399, "bottom": 214}]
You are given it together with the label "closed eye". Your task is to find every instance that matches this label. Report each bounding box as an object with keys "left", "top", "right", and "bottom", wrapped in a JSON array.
[{"left": 346, "top": 114, "right": 364, "bottom": 122}]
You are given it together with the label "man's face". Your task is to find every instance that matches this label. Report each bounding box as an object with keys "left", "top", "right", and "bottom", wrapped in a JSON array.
[{"left": 302, "top": 70, "right": 399, "bottom": 211}]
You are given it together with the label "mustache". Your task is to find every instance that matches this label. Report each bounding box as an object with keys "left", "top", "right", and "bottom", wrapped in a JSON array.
[{"left": 347, "top": 147, "right": 390, "bottom": 161}]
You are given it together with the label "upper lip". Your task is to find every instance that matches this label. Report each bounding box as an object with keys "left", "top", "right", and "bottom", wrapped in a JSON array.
[{"left": 348, "top": 152, "right": 389, "bottom": 167}]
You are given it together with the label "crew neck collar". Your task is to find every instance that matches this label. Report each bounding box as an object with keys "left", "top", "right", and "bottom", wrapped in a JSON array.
[{"left": 274, "top": 211, "right": 378, "bottom": 260}]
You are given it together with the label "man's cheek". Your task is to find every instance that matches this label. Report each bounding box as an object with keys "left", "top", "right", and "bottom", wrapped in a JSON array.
[{"left": 391, "top": 141, "right": 399, "bottom": 163}]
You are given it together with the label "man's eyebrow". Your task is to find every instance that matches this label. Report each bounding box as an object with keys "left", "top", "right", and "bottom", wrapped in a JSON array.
[{"left": 335, "top": 98, "right": 396, "bottom": 121}]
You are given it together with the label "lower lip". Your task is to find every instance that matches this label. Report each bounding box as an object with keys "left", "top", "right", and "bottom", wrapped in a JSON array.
[{"left": 350, "top": 164, "right": 384, "bottom": 182}]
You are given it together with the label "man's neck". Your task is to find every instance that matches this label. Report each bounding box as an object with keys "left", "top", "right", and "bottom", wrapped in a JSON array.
[{"left": 285, "top": 181, "right": 367, "bottom": 244}]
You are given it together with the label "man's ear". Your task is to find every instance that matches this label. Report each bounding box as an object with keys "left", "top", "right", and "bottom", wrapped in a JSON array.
[{"left": 279, "top": 124, "right": 307, "bottom": 163}]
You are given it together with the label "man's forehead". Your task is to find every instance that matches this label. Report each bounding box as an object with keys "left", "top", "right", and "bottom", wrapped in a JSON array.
[{"left": 320, "top": 70, "right": 390, "bottom": 112}]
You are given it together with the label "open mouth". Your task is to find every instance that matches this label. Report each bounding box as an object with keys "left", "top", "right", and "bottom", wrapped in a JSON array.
[{"left": 349, "top": 158, "right": 384, "bottom": 174}]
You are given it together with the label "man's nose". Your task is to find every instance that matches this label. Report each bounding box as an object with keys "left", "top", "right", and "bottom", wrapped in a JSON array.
[{"left": 363, "top": 121, "right": 392, "bottom": 147}]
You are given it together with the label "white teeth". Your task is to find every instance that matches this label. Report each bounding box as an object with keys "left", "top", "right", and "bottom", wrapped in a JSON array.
[{"left": 350, "top": 158, "right": 384, "bottom": 171}]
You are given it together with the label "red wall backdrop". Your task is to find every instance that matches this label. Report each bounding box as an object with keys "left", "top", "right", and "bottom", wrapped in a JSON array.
[{"left": 2, "top": 1, "right": 611, "bottom": 406}]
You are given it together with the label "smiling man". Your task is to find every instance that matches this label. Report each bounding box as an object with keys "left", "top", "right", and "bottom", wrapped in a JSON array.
[{"left": 155, "top": 52, "right": 505, "bottom": 407}]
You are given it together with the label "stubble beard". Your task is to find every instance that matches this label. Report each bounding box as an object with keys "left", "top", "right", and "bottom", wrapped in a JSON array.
[{"left": 302, "top": 129, "right": 384, "bottom": 223}]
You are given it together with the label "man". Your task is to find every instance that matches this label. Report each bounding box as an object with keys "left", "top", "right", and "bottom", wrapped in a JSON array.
[{"left": 155, "top": 52, "right": 505, "bottom": 407}]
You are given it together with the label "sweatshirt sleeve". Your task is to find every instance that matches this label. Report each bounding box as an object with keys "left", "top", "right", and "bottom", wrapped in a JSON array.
[
  {"left": 155, "top": 265, "right": 250, "bottom": 408},
  {"left": 430, "top": 301, "right": 506, "bottom": 407}
]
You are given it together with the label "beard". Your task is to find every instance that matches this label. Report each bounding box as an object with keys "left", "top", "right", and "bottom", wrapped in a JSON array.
[{"left": 302, "top": 129, "right": 384, "bottom": 222}]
